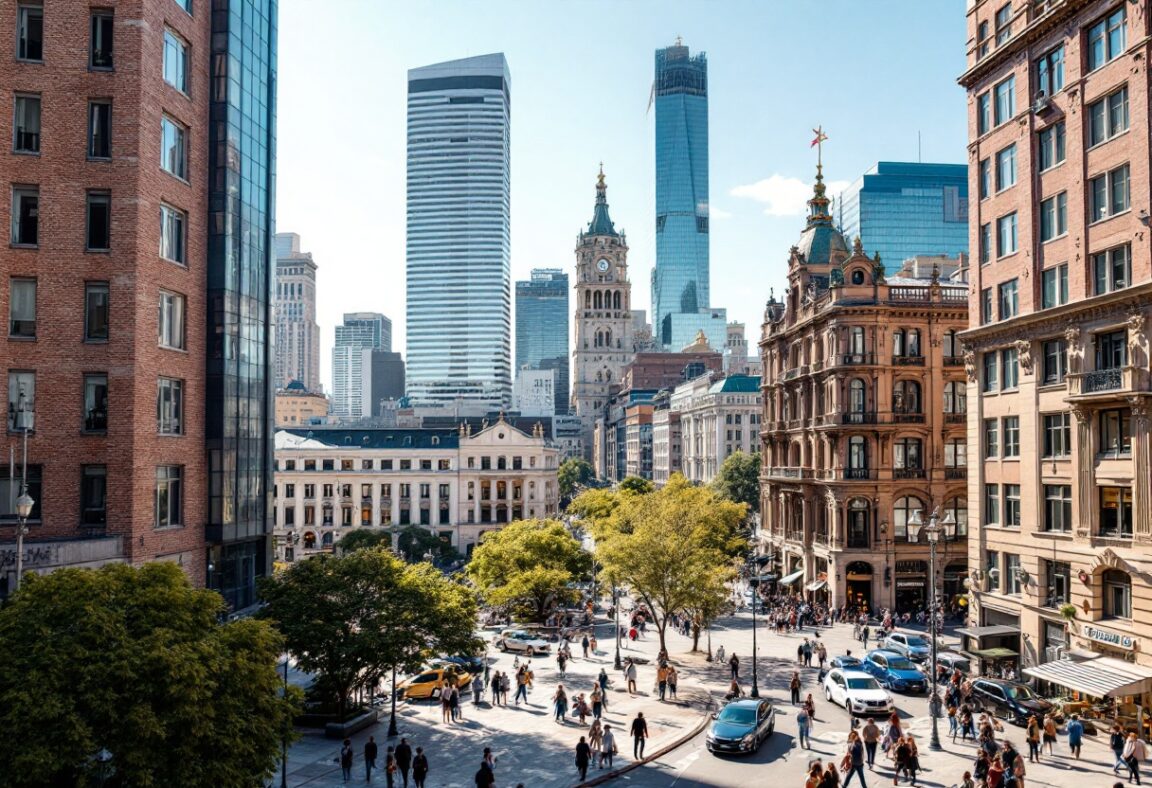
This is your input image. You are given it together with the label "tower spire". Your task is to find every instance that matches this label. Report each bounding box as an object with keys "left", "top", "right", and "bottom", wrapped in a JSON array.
[{"left": 586, "top": 164, "right": 618, "bottom": 236}]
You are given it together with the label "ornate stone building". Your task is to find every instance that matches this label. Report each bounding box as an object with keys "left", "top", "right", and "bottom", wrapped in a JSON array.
[{"left": 759, "top": 168, "right": 970, "bottom": 611}]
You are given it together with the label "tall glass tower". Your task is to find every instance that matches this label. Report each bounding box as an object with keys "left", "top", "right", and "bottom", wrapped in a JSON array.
[
  {"left": 515, "top": 269, "right": 569, "bottom": 414},
  {"left": 406, "top": 53, "right": 511, "bottom": 411},
  {"left": 653, "top": 41, "right": 723, "bottom": 351},
  {"left": 332, "top": 312, "right": 391, "bottom": 420}
]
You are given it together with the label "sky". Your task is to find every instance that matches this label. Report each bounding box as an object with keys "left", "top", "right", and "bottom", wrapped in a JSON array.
[{"left": 276, "top": 0, "right": 969, "bottom": 393}]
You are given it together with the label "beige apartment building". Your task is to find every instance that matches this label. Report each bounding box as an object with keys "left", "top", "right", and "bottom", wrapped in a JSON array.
[{"left": 960, "top": 0, "right": 1152, "bottom": 698}]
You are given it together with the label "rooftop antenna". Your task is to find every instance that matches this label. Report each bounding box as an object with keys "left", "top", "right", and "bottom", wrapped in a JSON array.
[{"left": 675, "top": 35, "right": 683, "bottom": 46}]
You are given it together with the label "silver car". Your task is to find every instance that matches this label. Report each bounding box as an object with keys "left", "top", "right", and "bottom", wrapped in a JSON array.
[{"left": 492, "top": 629, "right": 552, "bottom": 655}]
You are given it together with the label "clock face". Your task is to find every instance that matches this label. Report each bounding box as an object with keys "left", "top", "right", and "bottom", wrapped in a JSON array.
[{"left": 597, "top": 258, "right": 610, "bottom": 272}]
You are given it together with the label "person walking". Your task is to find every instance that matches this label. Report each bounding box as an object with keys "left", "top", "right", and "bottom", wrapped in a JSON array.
[
  {"left": 449, "top": 684, "right": 463, "bottom": 722},
  {"left": 489, "top": 671, "right": 501, "bottom": 706},
  {"left": 1041, "top": 713, "right": 1058, "bottom": 755},
  {"left": 472, "top": 673, "right": 484, "bottom": 706},
  {"left": 582, "top": 634, "right": 590, "bottom": 659},
  {"left": 842, "top": 730, "right": 868, "bottom": 788},
  {"left": 590, "top": 684, "right": 603, "bottom": 719},
  {"left": 1066, "top": 713, "right": 1084, "bottom": 759},
  {"left": 575, "top": 736, "right": 592, "bottom": 781},
  {"left": 394, "top": 739, "right": 412, "bottom": 788},
  {"left": 861, "top": 717, "right": 880, "bottom": 767},
  {"left": 411, "top": 747, "right": 428, "bottom": 788},
  {"left": 1026, "top": 715, "right": 1041, "bottom": 762},
  {"left": 514, "top": 668, "right": 529, "bottom": 705},
  {"left": 657, "top": 663, "right": 669, "bottom": 701},
  {"left": 440, "top": 685, "right": 452, "bottom": 723},
  {"left": 340, "top": 739, "right": 355, "bottom": 782},
  {"left": 631, "top": 712, "right": 649, "bottom": 759},
  {"left": 474, "top": 760, "right": 495, "bottom": 788},
  {"left": 1123, "top": 732, "right": 1147, "bottom": 785},
  {"left": 601, "top": 724, "right": 617, "bottom": 769},
  {"left": 588, "top": 719, "right": 604, "bottom": 765},
  {"left": 1012, "top": 748, "right": 1027, "bottom": 788},
  {"left": 805, "top": 692, "right": 817, "bottom": 721},
  {"left": 726, "top": 676, "right": 744, "bottom": 700},
  {"left": 729, "top": 652, "right": 740, "bottom": 679},
  {"left": 625, "top": 658, "right": 638, "bottom": 696},
  {"left": 598, "top": 668, "right": 610, "bottom": 710},
  {"left": 790, "top": 671, "right": 802, "bottom": 704},
  {"left": 557, "top": 650, "right": 568, "bottom": 679},
  {"left": 363, "top": 737, "right": 378, "bottom": 782},
  {"left": 891, "top": 736, "right": 911, "bottom": 786},
  {"left": 986, "top": 754, "right": 1005, "bottom": 788},
  {"left": 553, "top": 684, "right": 569, "bottom": 723},
  {"left": 482, "top": 747, "right": 496, "bottom": 774},
  {"left": 1114, "top": 724, "right": 1130, "bottom": 774},
  {"left": 903, "top": 735, "right": 920, "bottom": 785},
  {"left": 667, "top": 665, "right": 679, "bottom": 700},
  {"left": 797, "top": 705, "right": 812, "bottom": 749}
]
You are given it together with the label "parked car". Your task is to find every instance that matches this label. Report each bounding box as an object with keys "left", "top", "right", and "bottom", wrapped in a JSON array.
[
  {"left": 397, "top": 665, "right": 472, "bottom": 700},
  {"left": 822, "top": 669, "right": 895, "bottom": 716},
  {"left": 935, "top": 652, "right": 971, "bottom": 675},
  {"left": 881, "top": 632, "right": 932, "bottom": 662},
  {"left": 492, "top": 629, "right": 552, "bottom": 655},
  {"left": 968, "top": 677, "right": 1053, "bottom": 725},
  {"left": 862, "top": 650, "right": 928, "bottom": 693},
  {"left": 706, "top": 699, "right": 776, "bottom": 755},
  {"left": 830, "top": 655, "right": 864, "bottom": 671},
  {"left": 439, "top": 654, "right": 486, "bottom": 674}
]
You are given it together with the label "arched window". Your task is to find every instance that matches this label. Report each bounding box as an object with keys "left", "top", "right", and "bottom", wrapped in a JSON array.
[
  {"left": 613, "top": 290, "right": 621, "bottom": 310},
  {"left": 848, "top": 436, "right": 868, "bottom": 470},
  {"left": 593, "top": 291, "right": 603, "bottom": 309},
  {"left": 604, "top": 329, "right": 612, "bottom": 348},
  {"left": 322, "top": 531, "right": 334, "bottom": 547},
  {"left": 893, "top": 380, "right": 921, "bottom": 413},
  {"left": 849, "top": 378, "right": 867, "bottom": 414},
  {"left": 893, "top": 496, "right": 924, "bottom": 540},
  {"left": 849, "top": 327, "right": 866, "bottom": 355},
  {"left": 594, "top": 331, "right": 601, "bottom": 348},
  {"left": 894, "top": 437, "right": 923, "bottom": 471},
  {"left": 945, "top": 496, "right": 968, "bottom": 536},
  {"left": 851, "top": 269, "right": 865, "bottom": 285},
  {"left": 1103, "top": 569, "right": 1132, "bottom": 618},
  {"left": 585, "top": 291, "right": 591, "bottom": 309},
  {"left": 943, "top": 381, "right": 966, "bottom": 414},
  {"left": 497, "top": 456, "right": 507, "bottom": 470},
  {"left": 846, "top": 499, "right": 870, "bottom": 548}
]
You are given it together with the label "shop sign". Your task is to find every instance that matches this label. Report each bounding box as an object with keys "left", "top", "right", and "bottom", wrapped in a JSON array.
[
  {"left": 896, "top": 580, "right": 924, "bottom": 589},
  {"left": 1082, "top": 624, "right": 1136, "bottom": 651}
]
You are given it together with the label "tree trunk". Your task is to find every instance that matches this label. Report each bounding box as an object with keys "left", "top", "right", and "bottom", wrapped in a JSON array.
[{"left": 691, "top": 623, "right": 701, "bottom": 652}]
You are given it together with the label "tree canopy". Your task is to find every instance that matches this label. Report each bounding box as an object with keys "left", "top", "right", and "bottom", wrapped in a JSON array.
[
  {"left": 0, "top": 562, "right": 298, "bottom": 787},
  {"left": 618, "top": 475, "right": 655, "bottom": 495},
  {"left": 712, "top": 450, "right": 761, "bottom": 514},
  {"left": 558, "top": 457, "right": 597, "bottom": 502},
  {"left": 337, "top": 528, "right": 390, "bottom": 554},
  {"left": 466, "top": 519, "right": 590, "bottom": 621}
]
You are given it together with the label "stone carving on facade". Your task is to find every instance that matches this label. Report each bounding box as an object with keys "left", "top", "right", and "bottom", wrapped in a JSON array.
[
  {"left": 1014, "top": 339, "right": 1034, "bottom": 376},
  {"left": 960, "top": 342, "right": 977, "bottom": 383},
  {"left": 1128, "top": 312, "right": 1148, "bottom": 367},
  {"left": 1064, "top": 325, "right": 1083, "bottom": 373},
  {"left": 1069, "top": 405, "right": 1089, "bottom": 424},
  {"left": 1128, "top": 395, "right": 1149, "bottom": 424}
]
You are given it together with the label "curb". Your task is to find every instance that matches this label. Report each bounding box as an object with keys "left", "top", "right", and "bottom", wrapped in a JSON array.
[{"left": 574, "top": 697, "right": 715, "bottom": 788}]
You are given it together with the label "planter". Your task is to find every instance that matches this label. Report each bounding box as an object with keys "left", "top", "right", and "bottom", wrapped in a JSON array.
[{"left": 324, "top": 708, "right": 380, "bottom": 739}]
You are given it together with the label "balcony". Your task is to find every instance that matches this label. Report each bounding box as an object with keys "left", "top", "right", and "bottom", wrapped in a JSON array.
[
  {"left": 839, "top": 353, "right": 876, "bottom": 366},
  {"left": 893, "top": 354, "right": 925, "bottom": 367},
  {"left": 894, "top": 468, "right": 927, "bottom": 480},
  {"left": 889, "top": 287, "right": 931, "bottom": 303},
  {"left": 783, "top": 366, "right": 806, "bottom": 381},
  {"left": 842, "top": 412, "right": 877, "bottom": 425},
  {"left": 944, "top": 467, "right": 967, "bottom": 480},
  {"left": 1085, "top": 367, "right": 1123, "bottom": 392},
  {"left": 945, "top": 413, "right": 967, "bottom": 424},
  {"left": 892, "top": 412, "right": 925, "bottom": 424},
  {"left": 1067, "top": 366, "right": 1151, "bottom": 400},
  {"left": 842, "top": 468, "right": 871, "bottom": 480},
  {"left": 943, "top": 356, "right": 964, "bottom": 367}
]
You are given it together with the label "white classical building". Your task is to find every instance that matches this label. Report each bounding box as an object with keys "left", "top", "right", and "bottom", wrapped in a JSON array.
[
  {"left": 273, "top": 417, "right": 559, "bottom": 561},
  {"left": 670, "top": 373, "right": 762, "bottom": 484}
]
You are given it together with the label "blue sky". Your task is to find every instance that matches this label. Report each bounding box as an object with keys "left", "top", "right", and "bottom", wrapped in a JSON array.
[{"left": 277, "top": 0, "right": 968, "bottom": 391}]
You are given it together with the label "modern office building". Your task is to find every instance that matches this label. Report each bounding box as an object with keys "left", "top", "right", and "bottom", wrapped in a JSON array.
[
  {"left": 332, "top": 312, "right": 390, "bottom": 420},
  {"left": 653, "top": 39, "right": 726, "bottom": 350},
  {"left": 836, "top": 162, "right": 969, "bottom": 267},
  {"left": 515, "top": 269, "right": 569, "bottom": 414},
  {"left": 274, "top": 232, "right": 321, "bottom": 393},
  {"left": 512, "top": 368, "right": 556, "bottom": 417},
  {"left": 960, "top": 0, "right": 1152, "bottom": 686},
  {"left": 406, "top": 53, "right": 512, "bottom": 410},
  {"left": 361, "top": 350, "right": 406, "bottom": 418},
  {"left": 1, "top": 0, "right": 277, "bottom": 610}
]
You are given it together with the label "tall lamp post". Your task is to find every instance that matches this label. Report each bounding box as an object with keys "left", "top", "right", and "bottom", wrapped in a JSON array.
[
  {"left": 280, "top": 657, "right": 290, "bottom": 788},
  {"left": 10, "top": 393, "right": 34, "bottom": 593},
  {"left": 613, "top": 585, "right": 623, "bottom": 670},
  {"left": 908, "top": 506, "right": 956, "bottom": 752},
  {"left": 388, "top": 664, "right": 399, "bottom": 737},
  {"left": 747, "top": 554, "right": 770, "bottom": 699}
]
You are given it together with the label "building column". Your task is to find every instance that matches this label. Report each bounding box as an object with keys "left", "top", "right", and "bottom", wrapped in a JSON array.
[
  {"left": 1130, "top": 396, "right": 1151, "bottom": 540},
  {"left": 1071, "top": 405, "right": 1094, "bottom": 538}
]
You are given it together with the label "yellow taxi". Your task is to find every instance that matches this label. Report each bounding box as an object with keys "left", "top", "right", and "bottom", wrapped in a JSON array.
[{"left": 397, "top": 664, "right": 473, "bottom": 700}]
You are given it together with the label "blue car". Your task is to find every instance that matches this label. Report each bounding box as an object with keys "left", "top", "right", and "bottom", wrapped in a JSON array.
[
  {"left": 862, "top": 650, "right": 927, "bottom": 693},
  {"left": 830, "top": 655, "right": 864, "bottom": 671}
]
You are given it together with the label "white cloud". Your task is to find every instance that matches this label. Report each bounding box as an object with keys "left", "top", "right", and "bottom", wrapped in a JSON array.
[
  {"left": 710, "top": 206, "right": 733, "bottom": 220},
  {"left": 730, "top": 174, "right": 851, "bottom": 217}
]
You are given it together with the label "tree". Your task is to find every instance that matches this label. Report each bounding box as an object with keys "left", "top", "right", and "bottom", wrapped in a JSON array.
[
  {"left": 260, "top": 548, "right": 478, "bottom": 720},
  {"left": 0, "top": 562, "right": 298, "bottom": 787},
  {"left": 712, "top": 450, "right": 761, "bottom": 514},
  {"left": 395, "top": 525, "right": 459, "bottom": 563},
  {"left": 338, "top": 528, "right": 390, "bottom": 554},
  {"left": 594, "top": 474, "right": 746, "bottom": 652},
  {"left": 558, "top": 457, "right": 596, "bottom": 502},
  {"left": 682, "top": 565, "right": 734, "bottom": 653},
  {"left": 619, "top": 475, "right": 655, "bottom": 495},
  {"left": 466, "top": 519, "right": 590, "bottom": 621}
]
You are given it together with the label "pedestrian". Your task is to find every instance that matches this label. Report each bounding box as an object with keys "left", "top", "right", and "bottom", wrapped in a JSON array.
[
  {"left": 903, "top": 735, "right": 919, "bottom": 785},
  {"left": 590, "top": 684, "right": 603, "bottom": 719},
  {"left": 582, "top": 634, "right": 590, "bottom": 658},
  {"left": 557, "top": 651, "right": 568, "bottom": 679},
  {"left": 798, "top": 641, "right": 806, "bottom": 664},
  {"left": 1123, "top": 732, "right": 1147, "bottom": 785},
  {"left": 729, "top": 652, "right": 740, "bottom": 679},
  {"left": 861, "top": 717, "right": 880, "bottom": 767},
  {"left": 805, "top": 692, "right": 817, "bottom": 721},
  {"left": 842, "top": 730, "right": 868, "bottom": 788},
  {"left": 790, "top": 671, "right": 802, "bottom": 704},
  {"left": 986, "top": 754, "right": 1005, "bottom": 788},
  {"left": 716, "top": 645, "right": 726, "bottom": 664},
  {"left": 821, "top": 760, "right": 841, "bottom": 788},
  {"left": 1114, "top": 724, "right": 1130, "bottom": 774},
  {"left": 973, "top": 751, "right": 990, "bottom": 786},
  {"left": 631, "top": 711, "right": 649, "bottom": 759},
  {"left": 441, "top": 685, "right": 452, "bottom": 723},
  {"left": 412, "top": 747, "right": 428, "bottom": 788},
  {"left": 797, "top": 705, "right": 812, "bottom": 749},
  {"left": 482, "top": 747, "right": 497, "bottom": 776},
  {"left": 667, "top": 665, "right": 678, "bottom": 700},
  {"left": 500, "top": 671, "right": 510, "bottom": 705},
  {"left": 598, "top": 667, "right": 610, "bottom": 706},
  {"left": 590, "top": 634, "right": 598, "bottom": 653},
  {"left": 472, "top": 673, "right": 484, "bottom": 706},
  {"left": 601, "top": 724, "right": 617, "bottom": 768},
  {"left": 553, "top": 684, "right": 569, "bottom": 723},
  {"left": 1026, "top": 715, "right": 1041, "bottom": 762},
  {"left": 474, "top": 759, "right": 495, "bottom": 788},
  {"left": 395, "top": 738, "right": 412, "bottom": 788},
  {"left": 490, "top": 671, "right": 501, "bottom": 706},
  {"left": 726, "top": 676, "right": 744, "bottom": 701},
  {"left": 625, "top": 658, "right": 638, "bottom": 695},
  {"left": 891, "top": 736, "right": 910, "bottom": 786},
  {"left": 364, "top": 737, "right": 378, "bottom": 782},
  {"left": 959, "top": 771, "right": 975, "bottom": 788},
  {"left": 1012, "top": 748, "right": 1027, "bottom": 788},
  {"left": 1041, "top": 713, "right": 1057, "bottom": 755},
  {"left": 1066, "top": 713, "right": 1084, "bottom": 759},
  {"left": 575, "top": 735, "right": 592, "bottom": 781},
  {"left": 588, "top": 719, "right": 604, "bottom": 764},
  {"left": 575, "top": 692, "right": 589, "bottom": 725},
  {"left": 449, "top": 684, "right": 462, "bottom": 722},
  {"left": 657, "top": 663, "right": 669, "bottom": 700},
  {"left": 514, "top": 668, "right": 529, "bottom": 705},
  {"left": 340, "top": 738, "right": 355, "bottom": 782}
]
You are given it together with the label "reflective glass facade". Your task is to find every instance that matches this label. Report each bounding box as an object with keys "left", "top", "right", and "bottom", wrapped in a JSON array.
[
  {"left": 837, "top": 162, "right": 969, "bottom": 267},
  {"left": 205, "top": 0, "right": 277, "bottom": 611},
  {"left": 515, "top": 269, "right": 569, "bottom": 414},
  {"left": 653, "top": 43, "right": 711, "bottom": 350},
  {"left": 406, "top": 54, "right": 511, "bottom": 410}
]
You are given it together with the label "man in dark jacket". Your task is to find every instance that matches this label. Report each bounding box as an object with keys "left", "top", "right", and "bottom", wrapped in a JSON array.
[
  {"left": 394, "top": 738, "right": 412, "bottom": 788},
  {"left": 364, "top": 736, "right": 378, "bottom": 781},
  {"left": 474, "top": 760, "right": 495, "bottom": 788},
  {"left": 631, "top": 712, "right": 649, "bottom": 759},
  {"left": 575, "top": 736, "right": 592, "bottom": 781}
]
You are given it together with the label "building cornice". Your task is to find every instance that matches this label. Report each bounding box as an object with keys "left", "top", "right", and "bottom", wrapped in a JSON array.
[{"left": 957, "top": 0, "right": 1087, "bottom": 89}]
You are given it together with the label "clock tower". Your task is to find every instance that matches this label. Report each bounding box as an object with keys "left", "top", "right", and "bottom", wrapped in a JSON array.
[{"left": 572, "top": 167, "right": 634, "bottom": 460}]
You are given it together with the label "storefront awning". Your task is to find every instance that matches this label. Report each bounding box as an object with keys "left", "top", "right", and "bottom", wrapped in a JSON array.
[
  {"left": 972, "top": 647, "right": 1018, "bottom": 659},
  {"left": 956, "top": 625, "right": 1021, "bottom": 639},
  {"left": 779, "top": 569, "right": 804, "bottom": 586},
  {"left": 1024, "top": 657, "right": 1152, "bottom": 699},
  {"left": 805, "top": 580, "right": 827, "bottom": 592}
]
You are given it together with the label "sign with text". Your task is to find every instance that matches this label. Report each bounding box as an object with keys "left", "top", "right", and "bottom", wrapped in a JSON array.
[{"left": 1082, "top": 624, "right": 1136, "bottom": 651}]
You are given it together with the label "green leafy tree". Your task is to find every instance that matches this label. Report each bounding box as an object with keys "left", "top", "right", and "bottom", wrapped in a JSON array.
[
  {"left": 682, "top": 565, "right": 736, "bottom": 652},
  {"left": 260, "top": 548, "right": 478, "bottom": 720},
  {"left": 395, "top": 525, "right": 459, "bottom": 563},
  {"left": 467, "top": 519, "right": 590, "bottom": 621},
  {"left": 619, "top": 475, "right": 655, "bottom": 495},
  {"left": 338, "top": 528, "right": 390, "bottom": 554},
  {"left": 558, "top": 457, "right": 597, "bottom": 502},
  {"left": 0, "top": 562, "right": 298, "bottom": 787},
  {"left": 712, "top": 450, "right": 761, "bottom": 514}
]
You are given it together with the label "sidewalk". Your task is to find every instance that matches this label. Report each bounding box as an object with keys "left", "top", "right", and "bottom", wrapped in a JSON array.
[{"left": 279, "top": 626, "right": 712, "bottom": 787}]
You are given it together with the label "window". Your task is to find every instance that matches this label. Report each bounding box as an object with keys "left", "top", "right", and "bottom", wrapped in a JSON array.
[
  {"left": 1041, "top": 264, "right": 1068, "bottom": 308},
  {"left": 981, "top": 288, "right": 993, "bottom": 325},
  {"left": 986, "top": 550, "right": 1001, "bottom": 591},
  {"left": 892, "top": 496, "right": 924, "bottom": 541},
  {"left": 848, "top": 378, "right": 866, "bottom": 413},
  {"left": 946, "top": 496, "right": 969, "bottom": 536},
  {"left": 88, "top": 100, "right": 111, "bottom": 159},
  {"left": 81, "top": 465, "right": 107, "bottom": 526},
  {"left": 983, "top": 352, "right": 998, "bottom": 392},
  {"left": 1004, "top": 484, "right": 1021, "bottom": 526},
  {"left": 161, "top": 116, "right": 187, "bottom": 179},
  {"left": 1002, "top": 347, "right": 1019, "bottom": 389},
  {"left": 848, "top": 436, "right": 867, "bottom": 470},
  {"left": 1039, "top": 194, "right": 1066, "bottom": 241},
  {"left": 11, "top": 187, "right": 39, "bottom": 246},
  {"left": 90, "top": 11, "right": 113, "bottom": 69},
  {"left": 1043, "top": 413, "right": 1071, "bottom": 457},
  {"left": 0, "top": 463, "right": 40, "bottom": 522},
  {"left": 977, "top": 20, "right": 990, "bottom": 59},
  {"left": 993, "top": 76, "right": 1015, "bottom": 126},
  {"left": 83, "top": 374, "right": 108, "bottom": 432},
  {"left": 944, "top": 438, "right": 966, "bottom": 468},
  {"left": 1044, "top": 560, "right": 1071, "bottom": 607},
  {"left": 13, "top": 94, "right": 41, "bottom": 154},
  {"left": 996, "top": 213, "right": 1017, "bottom": 257},
  {"left": 155, "top": 466, "right": 182, "bottom": 527},
  {"left": 998, "top": 279, "right": 1018, "bottom": 320},
  {"left": 160, "top": 204, "right": 186, "bottom": 264},
  {"left": 85, "top": 282, "right": 109, "bottom": 341},
  {"left": 1087, "top": 7, "right": 1126, "bottom": 71},
  {"left": 1099, "top": 408, "right": 1131, "bottom": 456},
  {"left": 1100, "top": 489, "right": 1134, "bottom": 539},
  {"left": 1044, "top": 485, "right": 1072, "bottom": 532},
  {"left": 984, "top": 418, "right": 999, "bottom": 458},
  {"left": 893, "top": 329, "right": 920, "bottom": 358},
  {"left": 893, "top": 438, "right": 922, "bottom": 469},
  {"left": 1006, "top": 554, "right": 1022, "bottom": 593},
  {"left": 163, "top": 29, "right": 189, "bottom": 93},
  {"left": 978, "top": 159, "right": 991, "bottom": 199},
  {"left": 7, "top": 371, "right": 34, "bottom": 431},
  {"left": 8, "top": 278, "right": 35, "bottom": 338},
  {"left": 979, "top": 224, "right": 992, "bottom": 265},
  {"left": 1093, "top": 245, "right": 1130, "bottom": 294},
  {"left": 1096, "top": 330, "right": 1127, "bottom": 370},
  {"left": 984, "top": 485, "right": 1000, "bottom": 526},
  {"left": 1037, "top": 122, "right": 1065, "bottom": 170},
  {"left": 1042, "top": 339, "right": 1066, "bottom": 384},
  {"left": 1089, "top": 164, "right": 1130, "bottom": 221},
  {"left": 943, "top": 381, "right": 966, "bottom": 414},
  {"left": 174, "top": 0, "right": 192, "bottom": 13},
  {"left": 892, "top": 380, "right": 921, "bottom": 413},
  {"left": 994, "top": 3, "right": 1011, "bottom": 44},
  {"left": 86, "top": 191, "right": 111, "bottom": 251},
  {"left": 1088, "top": 87, "right": 1129, "bottom": 146},
  {"left": 16, "top": 3, "right": 43, "bottom": 61},
  {"left": 995, "top": 144, "right": 1016, "bottom": 191},
  {"left": 157, "top": 377, "right": 183, "bottom": 435},
  {"left": 158, "top": 291, "right": 185, "bottom": 350},
  {"left": 943, "top": 329, "right": 961, "bottom": 359},
  {"left": 1103, "top": 569, "right": 1132, "bottom": 618},
  {"left": 1037, "top": 44, "right": 1064, "bottom": 96},
  {"left": 977, "top": 92, "right": 991, "bottom": 135},
  {"left": 1003, "top": 416, "right": 1020, "bottom": 457}
]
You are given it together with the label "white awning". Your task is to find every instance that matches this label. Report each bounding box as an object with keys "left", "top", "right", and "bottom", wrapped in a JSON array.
[
  {"left": 779, "top": 569, "right": 805, "bottom": 586},
  {"left": 805, "top": 580, "right": 827, "bottom": 592},
  {"left": 1023, "top": 657, "right": 1152, "bottom": 699}
]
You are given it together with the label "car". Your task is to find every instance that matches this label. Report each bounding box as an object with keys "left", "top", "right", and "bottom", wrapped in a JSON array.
[
  {"left": 830, "top": 655, "right": 865, "bottom": 671},
  {"left": 823, "top": 669, "right": 895, "bottom": 716},
  {"left": 397, "top": 665, "right": 473, "bottom": 700},
  {"left": 881, "top": 632, "right": 932, "bottom": 662},
  {"left": 706, "top": 699, "right": 775, "bottom": 755},
  {"left": 439, "top": 654, "right": 486, "bottom": 674},
  {"left": 862, "top": 650, "right": 928, "bottom": 693},
  {"left": 935, "top": 652, "right": 971, "bottom": 675},
  {"left": 492, "top": 629, "right": 552, "bottom": 655},
  {"left": 968, "top": 678, "right": 1053, "bottom": 725}
]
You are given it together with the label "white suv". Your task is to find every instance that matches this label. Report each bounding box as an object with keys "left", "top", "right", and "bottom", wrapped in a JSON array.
[{"left": 823, "top": 668, "right": 895, "bottom": 716}]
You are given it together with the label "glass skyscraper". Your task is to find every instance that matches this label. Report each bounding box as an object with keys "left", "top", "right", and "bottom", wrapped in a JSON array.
[
  {"left": 332, "top": 312, "right": 391, "bottom": 420},
  {"left": 653, "top": 41, "right": 724, "bottom": 350},
  {"left": 406, "top": 53, "right": 512, "bottom": 411},
  {"left": 515, "top": 269, "right": 569, "bottom": 415},
  {"left": 205, "top": 0, "right": 277, "bottom": 611},
  {"left": 836, "top": 162, "right": 969, "bottom": 267}
]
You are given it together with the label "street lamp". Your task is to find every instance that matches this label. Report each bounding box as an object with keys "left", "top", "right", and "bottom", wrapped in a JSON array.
[
  {"left": 613, "top": 585, "right": 623, "bottom": 670},
  {"left": 908, "top": 506, "right": 956, "bottom": 753},
  {"left": 13, "top": 491, "right": 33, "bottom": 592},
  {"left": 281, "top": 658, "right": 290, "bottom": 788},
  {"left": 748, "top": 575, "right": 761, "bottom": 698},
  {"left": 388, "top": 664, "right": 399, "bottom": 737}
]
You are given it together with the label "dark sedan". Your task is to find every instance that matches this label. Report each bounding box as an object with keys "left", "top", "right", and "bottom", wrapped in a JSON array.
[
  {"left": 706, "top": 699, "right": 776, "bottom": 755},
  {"left": 969, "top": 678, "right": 1053, "bottom": 725}
]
